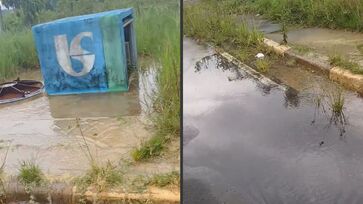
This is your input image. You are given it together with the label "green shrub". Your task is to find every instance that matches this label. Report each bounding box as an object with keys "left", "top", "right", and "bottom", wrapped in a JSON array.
[{"left": 18, "top": 161, "right": 44, "bottom": 187}]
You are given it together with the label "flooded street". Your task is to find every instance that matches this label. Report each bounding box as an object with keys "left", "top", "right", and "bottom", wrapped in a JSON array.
[
  {"left": 183, "top": 38, "right": 363, "bottom": 204},
  {"left": 0, "top": 68, "right": 174, "bottom": 178}
]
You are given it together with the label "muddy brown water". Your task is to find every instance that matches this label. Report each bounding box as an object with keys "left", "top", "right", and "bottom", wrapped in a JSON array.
[
  {"left": 183, "top": 38, "right": 363, "bottom": 204},
  {"left": 0, "top": 68, "right": 158, "bottom": 178}
]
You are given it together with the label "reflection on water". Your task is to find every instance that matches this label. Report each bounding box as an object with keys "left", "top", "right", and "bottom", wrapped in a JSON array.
[
  {"left": 0, "top": 69, "right": 157, "bottom": 119},
  {"left": 284, "top": 87, "right": 300, "bottom": 108},
  {"left": 184, "top": 37, "right": 363, "bottom": 204}
]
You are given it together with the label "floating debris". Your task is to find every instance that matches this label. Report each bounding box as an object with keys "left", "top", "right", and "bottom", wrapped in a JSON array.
[{"left": 0, "top": 79, "right": 43, "bottom": 104}]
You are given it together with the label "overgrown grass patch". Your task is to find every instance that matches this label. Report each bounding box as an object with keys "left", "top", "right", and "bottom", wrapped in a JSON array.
[
  {"left": 147, "top": 171, "right": 180, "bottom": 188},
  {"left": 329, "top": 54, "right": 363, "bottom": 75},
  {"left": 131, "top": 1, "right": 180, "bottom": 161},
  {"left": 74, "top": 162, "right": 123, "bottom": 192},
  {"left": 132, "top": 135, "right": 170, "bottom": 161},
  {"left": 184, "top": 0, "right": 266, "bottom": 66},
  {"left": 18, "top": 161, "right": 44, "bottom": 188},
  {"left": 256, "top": 58, "right": 270, "bottom": 73},
  {"left": 241, "top": 0, "right": 363, "bottom": 32}
]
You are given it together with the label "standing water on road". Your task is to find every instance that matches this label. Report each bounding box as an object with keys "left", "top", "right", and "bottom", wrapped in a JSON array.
[
  {"left": 183, "top": 38, "right": 363, "bottom": 204},
  {"left": 0, "top": 68, "right": 160, "bottom": 178}
]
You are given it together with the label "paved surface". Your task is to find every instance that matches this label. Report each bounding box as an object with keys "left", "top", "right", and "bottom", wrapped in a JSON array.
[
  {"left": 184, "top": 37, "right": 363, "bottom": 204},
  {"left": 242, "top": 14, "right": 363, "bottom": 67}
]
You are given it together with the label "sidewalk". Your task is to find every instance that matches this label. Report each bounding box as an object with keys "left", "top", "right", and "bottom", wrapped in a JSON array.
[
  {"left": 238, "top": 14, "right": 363, "bottom": 94},
  {"left": 240, "top": 14, "right": 363, "bottom": 68}
]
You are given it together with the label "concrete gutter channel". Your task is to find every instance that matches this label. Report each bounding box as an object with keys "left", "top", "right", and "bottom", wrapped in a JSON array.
[
  {"left": 263, "top": 38, "right": 363, "bottom": 95},
  {"left": 3, "top": 181, "right": 180, "bottom": 203}
]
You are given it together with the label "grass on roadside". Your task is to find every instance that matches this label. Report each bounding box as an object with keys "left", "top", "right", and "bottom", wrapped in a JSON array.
[
  {"left": 184, "top": 0, "right": 267, "bottom": 67},
  {"left": 256, "top": 58, "right": 270, "bottom": 73},
  {"left": 147, "top": 171, "right": 180, "bottom": 188},
  {"left": 18, "top": 161, "right": 44, "bottom": 188},
  {"left": 132, "top": 135, "right": 170, "bottom": 161},
  {"left": 329, "top": 54, "right": 363, "bottom": 75},
  {"left": 132, "top": 1, "right": 180, "bottom": 161},
  {"left": 241, "top": 0, "right": 363, "bottom": 32},
  {"left": 74, "top": 162, "right": 123, "bottom": 192}
]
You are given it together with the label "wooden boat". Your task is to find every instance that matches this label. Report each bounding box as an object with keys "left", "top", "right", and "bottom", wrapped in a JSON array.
[{"left": 0, "top": 79, "right": 44, "bottom": 104}]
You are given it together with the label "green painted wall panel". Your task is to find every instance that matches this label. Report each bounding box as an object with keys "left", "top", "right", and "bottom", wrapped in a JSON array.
[{"left": 100, "top": 15, "right": 128, "bottom": 91}]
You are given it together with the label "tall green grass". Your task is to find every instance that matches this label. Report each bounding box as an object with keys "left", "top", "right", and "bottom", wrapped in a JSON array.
[
  {"left": 184, "top": 0, "right": 265, "bottom": 64},
  {"left": 242, "top": 0, "right": 363, "bottom": 31},
  {"left": 184, "top": 1, "right": 262, "bottom": 47},
  {"left": 132, "top": 2, "right": 180, "bottom": 161},
  {"left": 0, "top": 31, "right": 38, "bottom": 82}
]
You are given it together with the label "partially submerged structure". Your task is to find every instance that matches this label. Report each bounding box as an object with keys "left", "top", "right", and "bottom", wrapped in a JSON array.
[{"left": 32, "top": 9, "right": 137, "bottom": 95}]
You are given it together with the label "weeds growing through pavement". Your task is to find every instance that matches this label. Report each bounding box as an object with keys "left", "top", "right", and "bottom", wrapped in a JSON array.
[
  {"left": 147, "top": 171, "right": 180, "bottom": 188},
  {"left": 132, "top": 135, "right": 170, "bottom": 161},
  {"left": 74, "top": 118, "right": 124, "bottom": 195},
  {"left": 18, "top": 161, "right": 44, "bottom": 188},
  {"left": 74, "top": 161, "right": 123, "bottom": 193},
  {"left": 18, "top": 160, "right": 45, "bottom": 203}
]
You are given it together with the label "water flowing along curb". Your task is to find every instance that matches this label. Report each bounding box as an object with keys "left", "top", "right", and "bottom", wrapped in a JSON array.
[{"left": 262, "top": 38, "right": 363, "bottom": 95}]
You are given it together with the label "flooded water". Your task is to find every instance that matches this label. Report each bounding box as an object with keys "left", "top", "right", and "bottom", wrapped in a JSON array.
[
  {"left": 183, "top": 38, "right": 363, "bottom": 204},
  {"left": 0, "top": 68, "right": 157, "bottom": 177}
]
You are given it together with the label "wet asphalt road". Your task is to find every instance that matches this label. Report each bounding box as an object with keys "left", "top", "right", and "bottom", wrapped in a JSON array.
[{"left": 183, "top": 38, "right": 363, "bottom": 204}]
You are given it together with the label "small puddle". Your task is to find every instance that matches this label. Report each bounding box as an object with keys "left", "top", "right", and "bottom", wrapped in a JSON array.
[
  {"left": 184, "top": 38, "right": 363, "bottom": 204},
  {"left": 0, "top": 67, "right": 157, "bottom": 177}
]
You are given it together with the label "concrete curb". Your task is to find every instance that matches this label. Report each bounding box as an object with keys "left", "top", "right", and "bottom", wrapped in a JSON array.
[
  {"left": 216, "top": 50, "right": 287, "bottom": 91},
  {"left": 3, "top": 181, "right": 180, "bottom": 203},
  {"left": 263, "top": 38, "right": 290, "bottom": 55},
  {"left": 262, "top": 37, "right": 363, "bottom": 94},
  {"left": 77, "top": 187, "right": 180, "bottom": 203},
  {"left": 330, "top": 67, "right": 363, "bottom": 94}
]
